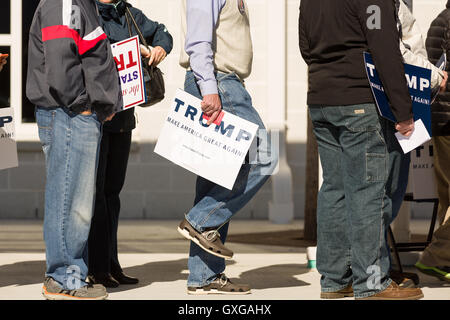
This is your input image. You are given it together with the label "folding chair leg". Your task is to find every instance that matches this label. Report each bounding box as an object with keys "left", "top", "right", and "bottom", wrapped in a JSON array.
[{"left": 388, "top": 226, "right": 404, "bottom": 273}]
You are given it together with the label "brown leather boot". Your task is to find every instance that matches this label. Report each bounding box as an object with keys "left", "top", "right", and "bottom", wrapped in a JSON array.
[{"left": 356, "top": 282, "right": 424, "bottom": 300}]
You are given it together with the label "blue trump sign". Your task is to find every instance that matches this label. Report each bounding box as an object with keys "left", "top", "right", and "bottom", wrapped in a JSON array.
[{"left": 364, "top": 52, "right": 433, "bottom": 137}]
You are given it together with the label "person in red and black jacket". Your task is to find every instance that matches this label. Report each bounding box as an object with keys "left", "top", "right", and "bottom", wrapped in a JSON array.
[{"left": 26, "top": 0, "right": 122, "bottom": 300}]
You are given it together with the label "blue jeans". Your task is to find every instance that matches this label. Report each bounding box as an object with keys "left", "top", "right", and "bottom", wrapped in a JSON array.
[
  {"left": 391, "top": 153, "right": 411, "bottom": 223},
  {"left": 36, "top": 106, "right": 102, "bottom": 290},
  {"left": 309, "top": 104, "right": 403, "bottom": 298},
  {"left": 184, "top": 71, "right": 278, "bottom": 287}
]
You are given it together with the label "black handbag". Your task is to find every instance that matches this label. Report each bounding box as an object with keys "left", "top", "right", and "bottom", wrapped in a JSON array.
[{"left": 125, "top": 8, "right": 165, "bottom": 107}]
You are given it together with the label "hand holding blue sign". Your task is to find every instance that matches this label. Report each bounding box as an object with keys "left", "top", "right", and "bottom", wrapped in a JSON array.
[{"left": 364, "top": 52, "right": 434, "bottom": 153}]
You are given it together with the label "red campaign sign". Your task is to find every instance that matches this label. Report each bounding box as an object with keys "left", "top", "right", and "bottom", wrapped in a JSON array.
[{"left": 111, "top": 36, "right": 145, "bottom": 111}]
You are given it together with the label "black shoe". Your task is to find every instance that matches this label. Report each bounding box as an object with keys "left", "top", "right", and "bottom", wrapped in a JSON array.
[
  {"left": 111, "top": 271, "right": 139, "bottom": 285},
  {"left": 88, "top": 273, "right": 120, "bottom": 288}
]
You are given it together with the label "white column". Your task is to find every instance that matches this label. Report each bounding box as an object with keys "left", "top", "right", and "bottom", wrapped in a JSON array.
[{"left": 266, "top": 0, "right": 294, "bottom": 224}]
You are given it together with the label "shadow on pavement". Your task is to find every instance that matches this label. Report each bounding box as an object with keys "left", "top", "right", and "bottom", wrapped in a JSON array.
[
  {"left": 110, "top": 259, "right": 309, "bottom": 293},
  {"left": 238, "top": 264, "right": 310, "bottom": 289},
  {"left": 0, "top": 260, "right": 46, "bottom": 288},
  {"left": 0, "top": 259, "right": 310, "bottom": 292}
]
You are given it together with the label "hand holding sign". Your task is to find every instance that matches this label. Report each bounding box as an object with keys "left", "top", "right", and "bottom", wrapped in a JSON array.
[
  {"left": 155, "top": 89, "right": 258, "bottom": 190},
  {"left": 202, "top": 94, "right": 223, "bottom": 125},
  {"left": 396, "top": 118, "right": 415, "bottom": 137}
]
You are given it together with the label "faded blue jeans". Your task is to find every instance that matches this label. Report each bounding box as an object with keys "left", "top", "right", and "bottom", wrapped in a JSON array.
[
  {"left": 36, "top": 106, "right": 102, "bottom": 290},
  {"left": 184, "top": 71, "right": 278, "bottom": 287},
  {"left": 309, "top": 104, "right": 403, "bottom": 299}
]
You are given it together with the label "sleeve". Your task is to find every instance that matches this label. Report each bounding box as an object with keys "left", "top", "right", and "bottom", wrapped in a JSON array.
[
  {"left": 398, "top": 1, "right": 444, "bottom": 89},
  {"left": 185, "top": 0, "right": 226, "bottom": 96},
  {"left": 426, "top": 15, "right": 447, "bottom": 65},
  {"left": 133, "top": 9, "right": 173, "bottom": 55},
  {"left": 298, "top": 3, "right": 311, "bottom": 65},
  {"left": 40, "top": 2, "right": 90, "bottom": 110},
  {"left": 79, "top": 14, "right": 123, "bottom": 121},
  {"left": 355, "top": 0, "right": 413, "bottom": 122}
]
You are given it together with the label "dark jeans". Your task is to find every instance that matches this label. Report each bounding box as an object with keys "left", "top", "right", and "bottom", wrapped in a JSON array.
[
  {"left": 88, "top": 130, "right": 132, "bottom": 275},
  {"left": 309, "top": 104, "right": 403, "bottom": 299}
]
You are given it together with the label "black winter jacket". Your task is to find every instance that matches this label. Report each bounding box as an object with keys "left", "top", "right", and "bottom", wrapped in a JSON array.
[
  {"left": 426, "top": 0, "right": 450, "bottom": 136},
  {"left": 97, "top": 0, "right": 173, "bottom": 133},
  {"left": 299, "top": 0, "right": 413, "bottom": 122},
  {"left": 26, "top": 0, "right": 122, "bottom": 122}
]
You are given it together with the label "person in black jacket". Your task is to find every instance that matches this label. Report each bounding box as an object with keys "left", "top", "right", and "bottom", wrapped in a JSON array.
[
  {"left": 299, "top": 0, "right": 423, "bottom": 300},
  {"left": 415, "top": 1, "right": 450, "bottom": 283},
  {"left": 88, "top": 0, "right": 173, "bottom": 288}
]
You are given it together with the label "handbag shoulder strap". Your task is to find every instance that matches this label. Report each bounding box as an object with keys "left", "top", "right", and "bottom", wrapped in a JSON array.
[
  {"left": 124, "top": 10, "right": 133, "bottom": 38},
  {"left": 125, "top": 7, "right": 150, "bottom": 49}
]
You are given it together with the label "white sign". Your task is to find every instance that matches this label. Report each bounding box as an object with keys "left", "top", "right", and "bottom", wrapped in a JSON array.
[
  {"left": 155, "top": 89, "right": 259, "bottom": 190},
  {"left": 111, "top": 36, "right": 145, "bottom": 110},
  {"left": 395, "top": 119, "right": 431, "bottom": 154},
  {"left": 411, "top": 140, "right": 438, "bottom": 200},
  {"left": 0, "top": 108, "right": 18, "bottom": 170}
]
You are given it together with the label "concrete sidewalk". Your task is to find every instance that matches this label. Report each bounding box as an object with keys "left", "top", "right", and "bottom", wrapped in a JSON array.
[{"left": 0, "top": 220, "right": 449, "bottom": 300}]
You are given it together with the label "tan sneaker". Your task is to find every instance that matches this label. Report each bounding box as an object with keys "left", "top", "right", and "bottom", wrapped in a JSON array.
[
  {"left": 187, "top": 274, "right": 251, "bottom": 295},
  {"left": 356, "top": 282, "right": 424, "bottom": 300},
  {"left": 177, "top": 219, "right": 233, "bottom": 260},
  {"left": 320, "top": 285, "right": 354, "bottom": 299}
]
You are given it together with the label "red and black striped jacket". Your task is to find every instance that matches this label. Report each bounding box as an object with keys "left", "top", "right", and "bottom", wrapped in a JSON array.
[{"left": 26, "top": 0, "right": 123, "bottom": 122}]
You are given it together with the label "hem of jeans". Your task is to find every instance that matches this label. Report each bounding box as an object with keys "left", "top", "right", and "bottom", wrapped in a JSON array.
[
  {"left": 321, "top": 283, "right": 352, "bottom": 293},
  {"left": 354, "top": 278, "right": 392, "bottom": 299},
  {"left": 184, "top": 214, "right": 204, "bottom": 233},
  {"left": 187, "top": 278, "right": 215, "bottom": 289}
]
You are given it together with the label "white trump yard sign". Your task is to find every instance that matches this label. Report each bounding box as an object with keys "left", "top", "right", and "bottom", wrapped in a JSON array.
[
  {"left": 155, "top": 89, "right": 259, "bottom": 190},
  {"left": 111, "top": 36, "right": 145, "bottom": 110},
  {"left": 0, "top": 108, "right": 18, "bottom": 170}
]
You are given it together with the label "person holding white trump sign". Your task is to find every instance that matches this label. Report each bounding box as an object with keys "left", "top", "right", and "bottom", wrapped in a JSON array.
[{"left": 177, "top": 0, "right": 278, "bottom": 295}]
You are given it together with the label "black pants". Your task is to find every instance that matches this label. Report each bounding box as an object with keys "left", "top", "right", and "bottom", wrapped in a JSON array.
[{"left": 88, "top": 130, "right": 132, "bottom": 275}]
